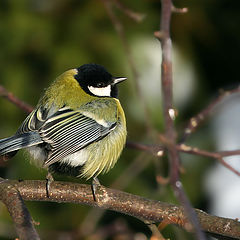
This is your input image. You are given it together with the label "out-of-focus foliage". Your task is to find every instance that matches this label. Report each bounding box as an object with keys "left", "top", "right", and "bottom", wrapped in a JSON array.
[{"left": 0, "top": 0, "right": 240, "bottom": 239}]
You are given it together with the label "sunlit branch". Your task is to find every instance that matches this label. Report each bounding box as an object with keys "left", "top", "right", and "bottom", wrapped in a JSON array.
[{"left": 2, "top": 179, "right": 239, "bottom": 240}]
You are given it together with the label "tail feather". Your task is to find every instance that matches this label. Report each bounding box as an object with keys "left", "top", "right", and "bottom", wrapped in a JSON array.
[{"left": 0, "top": 132, "right": 43, "bottom": 155}]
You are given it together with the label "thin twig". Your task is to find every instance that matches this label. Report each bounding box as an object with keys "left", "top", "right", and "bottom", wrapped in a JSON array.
[
  {"left": 146, "top": 223, "right": 166, "bottom": 240},
  {"left": 181, "top": 87, "right": 240, "bottom": 142},
  {"left": 113, "top": 0, "right": 145, "bottom": 22},
  {"left": 0, "top": 85, "right": 33, "bottom": 113},
  {"left": 127, "top": 141, "right": 240, "bottom": 177},
  {"left": 179, "top": 144, "right": 240, "bottom": 177},
  {"left": 126, "top": 141, "right": 164, "bottom": 157},
  {"left": 178, "top": 144, "right": 240, "bottom": 158},
  {"left": 218, "top": 157, "right": 240, "bottom": 177}
]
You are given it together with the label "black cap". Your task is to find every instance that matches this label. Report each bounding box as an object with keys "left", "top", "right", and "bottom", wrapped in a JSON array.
[{"left": 74, "top": 64, "right": 119, "bottom": 98}]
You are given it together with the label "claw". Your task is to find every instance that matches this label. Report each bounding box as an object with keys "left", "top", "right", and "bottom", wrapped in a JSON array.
[
  {"left": 91, "top": 177, "right": 101, "bottom": 202},
  {"left": 46, "top": 171, "right": 54, "bottom": 198}
]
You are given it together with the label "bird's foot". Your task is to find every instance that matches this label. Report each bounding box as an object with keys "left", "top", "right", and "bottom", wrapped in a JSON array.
[
  {"left": 46, "top": 172, "right": 54, "bottom": 198},
  {"left": 91, "top": 177, "right": 101, "bottom": 202}
]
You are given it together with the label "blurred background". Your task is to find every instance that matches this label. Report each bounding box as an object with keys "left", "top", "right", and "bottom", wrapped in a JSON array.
[{"left": 0, "top": 0, "right": 240, "bottom": 239}]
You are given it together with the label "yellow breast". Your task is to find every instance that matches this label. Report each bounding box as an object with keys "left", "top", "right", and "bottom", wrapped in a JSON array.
[{"left": 80, "top": 116, "right": 127, "bottom": 179}]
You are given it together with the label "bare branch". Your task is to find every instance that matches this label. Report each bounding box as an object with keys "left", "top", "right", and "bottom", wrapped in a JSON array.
[
  {"left": 158, "top": 1, "right": 206, "bottom": 238},
  {"left": 0, "top": 85, "right": 33, "bottom": 114},
  {"left": 113, "top": 0, "right": 145, "bottom": 22},
  {"left": 127, "top": 141, "right": 240, "bottom": 177},
  {"left": 79, "top": 152, "right": 153, "bottom": 236},
  {"left": 159, "top": 0, "right": 179, "bottom": 186},
  {"left": 3, "top": 179, "right": 239, "bottom": 240},
  {"left": 126, "top": 141, "right": 164, "bottom": 157},
  {"left": 179, "top": 144, "right": 240, "bottom": 177},
  {"left": 181, "top": 87, "right": 240, "bottom": 142},
  {"left": 0, "top": 178, "right": 40, "bottom": 240},
  {"left": 147, "top": 223, "right": 166, "bottom": 240}
]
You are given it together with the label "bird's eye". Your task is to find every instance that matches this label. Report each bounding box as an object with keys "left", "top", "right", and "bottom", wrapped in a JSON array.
[{"left": 96, "top": 82, "right": 105, "bottom": 88}]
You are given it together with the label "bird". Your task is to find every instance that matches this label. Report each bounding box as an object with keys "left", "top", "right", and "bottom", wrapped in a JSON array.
[{"left": 0, "top": 64, "right": 127, "bottom": 188}]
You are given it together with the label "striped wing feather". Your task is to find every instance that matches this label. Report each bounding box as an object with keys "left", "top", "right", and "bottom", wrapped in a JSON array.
[
  {"left": 19, "top": 106, "right": 116, "bottom": 166},
  {"left": 39, "top": 107, "right": 116, "bottom": 166}
]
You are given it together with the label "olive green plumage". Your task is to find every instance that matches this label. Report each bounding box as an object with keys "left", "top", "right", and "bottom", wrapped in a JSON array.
[{"left": 0, "top": 64, "right": 127, "bottom": 179}]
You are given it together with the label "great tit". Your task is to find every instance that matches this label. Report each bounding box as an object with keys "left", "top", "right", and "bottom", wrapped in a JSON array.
[{"left": 0, "top": 64, "right": 127, "bottom": 180}]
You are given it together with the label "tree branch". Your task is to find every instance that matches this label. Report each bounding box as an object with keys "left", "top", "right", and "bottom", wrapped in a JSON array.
[
  {"left": 156, "top": 1, "right": 206, "bottom": 239},
  {"left": 79, "top": 152, "right": 153, "bottom": 237},
  {"left": 0, "top": 178, "right": 40, "bottom": 240},
  {"left": 180, "top": 87, "right": 240, "bottom": 142},
  {"left": 127, "top": 141, "right": 240, "bottom": 177},
  {"left": 0, "top": 85, "right": 33, "bottom": 113},
  {"left": 113, "top": 0, "right": 145, "bottom": 22},
  {"left": 2, "top": 179, "right": 240, "bottom": 240},
  {"left": 178, "top": 144, "right": 240, "bottom": 177}
]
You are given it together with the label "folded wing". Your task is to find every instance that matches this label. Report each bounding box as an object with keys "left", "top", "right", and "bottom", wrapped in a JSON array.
[{"left": 38, "top": 107, "right": 116, "bottom": 166}]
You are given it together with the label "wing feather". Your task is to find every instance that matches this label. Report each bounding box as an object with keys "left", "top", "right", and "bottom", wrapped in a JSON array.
[
  {"left": 17, "top": 105, "right": 117, "bottom": 166},
  {"left": 38, "top": 108, "right": 116, "bottom": 166}
]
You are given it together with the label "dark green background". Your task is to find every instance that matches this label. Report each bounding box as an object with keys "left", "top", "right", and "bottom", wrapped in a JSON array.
[{"left": 0, "top": 0, "right": 239, "bottom": 239}]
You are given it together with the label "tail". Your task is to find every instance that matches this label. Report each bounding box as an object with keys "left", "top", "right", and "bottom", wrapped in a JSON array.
[{"left": 0, "top": 132, "right": 43, "bottom": 155}]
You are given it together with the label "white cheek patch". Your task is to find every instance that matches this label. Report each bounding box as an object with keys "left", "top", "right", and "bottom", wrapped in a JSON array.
[{"left": 88, "top": 85, "right": 111, "bottom": 97}]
